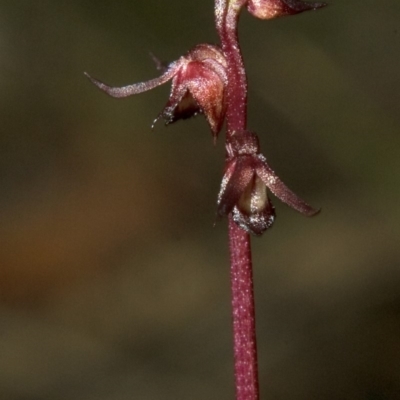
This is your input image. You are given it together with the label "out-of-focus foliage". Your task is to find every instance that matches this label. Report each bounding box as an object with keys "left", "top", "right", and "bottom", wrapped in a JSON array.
[{"left": 0, "top": 1, "right": 399, "bottom": 399}]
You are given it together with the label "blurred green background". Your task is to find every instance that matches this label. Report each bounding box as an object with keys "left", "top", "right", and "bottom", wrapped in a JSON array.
[{"left": 0, "top": 1, "right": 399, "bottom": 399}]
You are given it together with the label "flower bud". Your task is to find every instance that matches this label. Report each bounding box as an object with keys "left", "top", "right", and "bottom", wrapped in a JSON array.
[{"left": 246, "top": 0, "right": 326, "bottom": 20}]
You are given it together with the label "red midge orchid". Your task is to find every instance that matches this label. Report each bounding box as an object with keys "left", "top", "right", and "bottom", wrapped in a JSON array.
[
  {"left": 85, "top": 44, "right": 228, "bottom": 139},
  {"left": 217, "top": 130, "right": 318, "bottom": 235},
  {"left": 86, "top": 0, "right": 326, "bottom": 399}
]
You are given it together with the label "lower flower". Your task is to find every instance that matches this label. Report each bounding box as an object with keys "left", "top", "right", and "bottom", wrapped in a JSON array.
[
  {"left": 85, "top": 44, "right": 228, "bottom": 139},
  {"left": 217, "top": 130, "right": 319, "bottom": 235}
]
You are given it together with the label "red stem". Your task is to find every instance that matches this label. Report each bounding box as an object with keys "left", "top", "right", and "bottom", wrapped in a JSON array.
[
  {"left": 215, "top": 0, "right": 248, "bottom": 134},
  {"left": 229, "top": 218, "right": 259, "bottom": 400},
  {"left": 216, "top": 1, "right": 260, "bottom": 400}
]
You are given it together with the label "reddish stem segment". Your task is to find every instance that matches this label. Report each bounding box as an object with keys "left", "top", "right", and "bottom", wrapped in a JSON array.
[
  {"left": 215, "top": 0, "right": 248, "bottom": 134},
  {"left": 229, "top": 217, "right": 260, "bottom": 400},
  {"left": 216, "top": 2, "right": 260, "bottom": 399}
]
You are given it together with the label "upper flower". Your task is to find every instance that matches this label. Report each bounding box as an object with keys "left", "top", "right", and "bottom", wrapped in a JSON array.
[
  {"left": 218, "top": 130, "right": 319, "bottom": 235},
  {"left": 246, "top": 0, "right": 326, "bottom": 20},
  {"left": 85, "top": 44, "right": 228, "bottom": 139}
]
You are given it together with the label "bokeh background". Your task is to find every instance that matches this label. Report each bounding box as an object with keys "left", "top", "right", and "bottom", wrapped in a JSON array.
[{"left": 0, "top": 1, "right": 399, "bottom": 399}]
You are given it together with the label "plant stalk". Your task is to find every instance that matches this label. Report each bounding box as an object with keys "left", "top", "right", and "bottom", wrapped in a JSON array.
[
  {"left": 229, "top": 217, "right": 259, "bottom": 400},
  {"left": 216, "top": 1, "right": 260, "bottom": 399},
  {"left": 215, "top": 0, "right": 248, "bottom": 135}
]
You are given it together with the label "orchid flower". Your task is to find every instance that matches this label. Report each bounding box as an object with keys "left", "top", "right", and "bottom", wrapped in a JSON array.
[
  {"left": 218, "top": 130, "right": 319, "bottom": 235},
  {"left": 85, "top": 44, "right": 228, "bottom": 139}
]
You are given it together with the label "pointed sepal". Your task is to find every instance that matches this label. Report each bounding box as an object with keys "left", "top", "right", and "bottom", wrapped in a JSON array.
[
  {"left": 255, "top": 155, "right": 319, "bottom": 216},
  {"left": 84, "top": 61, "right": 180, "bottom": 98}
]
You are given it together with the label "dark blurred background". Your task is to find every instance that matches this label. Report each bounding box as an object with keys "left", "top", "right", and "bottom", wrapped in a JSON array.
[{"left": 0, "top": 1, "right": 399, "bottom": 399}]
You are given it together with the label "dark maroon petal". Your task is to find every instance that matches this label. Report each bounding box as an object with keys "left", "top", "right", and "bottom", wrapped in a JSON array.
[
  {"left": 255, "top": 156, "right": 319, "bottom": 216},
  {"left": 217, "top": 157, "right": 255, "bottom": 217},
  {"left": 84, "top": 60, "right": 180, "bottom": 98}
]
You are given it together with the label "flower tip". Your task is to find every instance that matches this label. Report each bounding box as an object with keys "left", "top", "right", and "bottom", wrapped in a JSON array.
[
  {"left": 84, "top": 71, "right": 102, "bottom": 88},
  {"left": 292, "top": 202, "right": 320, "bottom": 217},
  {"left": 84, "top": 71, "right": 99, "bottom": 86},
  {"left": 84, "top": 72, "right": 120, "bottom": 97},
  {"left": 307, "top": 207, "right": 321, "bottom": 217}
]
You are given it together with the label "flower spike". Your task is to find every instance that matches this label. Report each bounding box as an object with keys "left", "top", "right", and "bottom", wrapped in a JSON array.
[
  {"left": 246, "top": 0, "right": 327, "bottom": 20},
  {"left": 85, "top": 44, "right": 228, "bottom": 138}
]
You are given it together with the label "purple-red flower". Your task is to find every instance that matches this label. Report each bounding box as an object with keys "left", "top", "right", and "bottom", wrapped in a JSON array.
[
  {"left": 218, "top": 131, "right": 319, "bottom": 235},
  {"left": 246, "top": 0, "right": 326, "bottom": 20},
  {"left": 85, "top": 44, "right": 228, "bottom": 138}
]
